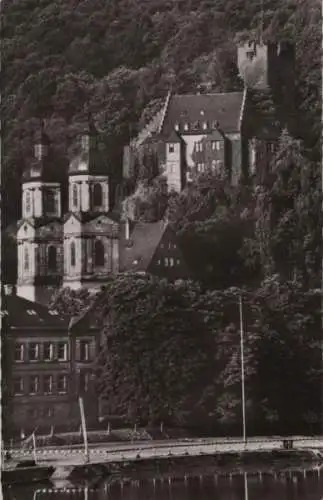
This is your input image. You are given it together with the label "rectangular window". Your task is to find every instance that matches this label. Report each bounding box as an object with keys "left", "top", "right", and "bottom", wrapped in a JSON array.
[
  {"left": 164, "top": 257, "right": 169, "bottom": 267},
  {"left": 29, "top": 343, "right": 39, "bottom": 362},
  {"left": 169, "top": 258, "right": 174, "bottom": 267},
  {"left": 57, "top": 342, "right": 67, "bottom": 361},
  {"left": 177, "top": 259, "right": 181, "bottom": 265},
  {"left": 43, "top": 407, "right": 54, "bottom": 418},
  {"left": 14, "top": 377, "right": 24, "bottom": 395},
  {"left": 211, "top": 141, "right": 221, "bottom": 151},
  {"left": 27, "top": 408, "right": 38, "bottom": 418},
  {"left": 80, "top": 341, "right": 90, "bottom": 361},
  {"left": 168, "top": 144, "right": 175, "bottom": 153},
  {"left": 57, "top": 375, "right": 67, "bottom": 393},
  {"left": 30, "top": 375, "right": 39, "bottom": 394},
  {"left": 43, "top": 342, "right": 53, "bottom": 361},
  {"left": 43, "top": 375, "right": 53, "bottom": 394},
  {"left": 79, "top": 372, "right": 89, "bottom": 393},
  {"left": 14, "top": 343, "right": 24, "bottom": 362}
]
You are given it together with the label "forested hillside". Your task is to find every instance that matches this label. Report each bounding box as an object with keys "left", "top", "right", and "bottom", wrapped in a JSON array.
[
  {"left": 2, "top": 0, "right": 321, "bottom": 226},
  {"left": 4, "top": 0, "right": 322, "bottom": 433}
]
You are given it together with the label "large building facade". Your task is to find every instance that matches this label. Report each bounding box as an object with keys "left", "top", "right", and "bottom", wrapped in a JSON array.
[
  {"left": 123, "top": 39, "right": 295, "bottom": 192},
  {"left": 2, "top": 287, "right": 100, "bottom": 437}
]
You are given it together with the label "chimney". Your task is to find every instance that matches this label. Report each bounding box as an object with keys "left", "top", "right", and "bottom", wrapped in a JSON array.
[{"left": 125, "top": 218, "right": 130, "bottom": 241}]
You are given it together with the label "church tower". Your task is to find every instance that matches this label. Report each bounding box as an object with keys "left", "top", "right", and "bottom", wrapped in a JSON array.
[
  {"left": 63, "top": 118, "right": 119, "bottom": 290},
  {"left": 17, "top": 124, "right": 63, "bottom": 305}
]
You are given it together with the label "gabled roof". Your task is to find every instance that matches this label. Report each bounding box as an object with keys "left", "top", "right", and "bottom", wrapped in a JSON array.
[
  {"left": 2, "top": 292, "right": 69, "bottom": 329},
  {"left": 63, "top": 211, "right": 120, "bottom": 224},
  {"left": 17, "top": 217, "right": 62, "bottom": 230},
  {"left": 166, "top": 129, "right": 183, "bottom": 143},
  {"left": 119, "top": 220, "right": 169, "bottom": 273},
  {"left": 161, "top": 92, "right": 245, "bottom": 136}
]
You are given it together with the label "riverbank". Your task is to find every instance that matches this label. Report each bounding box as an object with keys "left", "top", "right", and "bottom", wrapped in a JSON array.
[{"left": 60, "top": 447, "right": 323, "bottom": 484}]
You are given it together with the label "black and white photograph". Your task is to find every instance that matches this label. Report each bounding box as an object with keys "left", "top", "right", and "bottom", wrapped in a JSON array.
[{"left": 1, "top": 0, "right": 322, "bottom": 498}]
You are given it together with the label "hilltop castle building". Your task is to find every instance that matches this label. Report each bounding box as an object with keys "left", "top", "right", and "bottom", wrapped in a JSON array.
[
  {"left": 123, "top": 39, "right": 295, "bottom": 196},
  {"left": 16, "top": 40, "right": 295, "bottom": 305}
]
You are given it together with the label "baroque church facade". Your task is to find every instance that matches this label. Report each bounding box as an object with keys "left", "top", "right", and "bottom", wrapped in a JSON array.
[
  {"left": 17, "top": 122, "right": 120, "bottom": 305},
  {"left": 16, "top": 39, "right": 295, "bottom": 305}
]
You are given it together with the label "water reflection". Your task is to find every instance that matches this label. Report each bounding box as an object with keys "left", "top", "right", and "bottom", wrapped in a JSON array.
[{"left": 4, "top": 468, "right": 323, "bottom": 500}]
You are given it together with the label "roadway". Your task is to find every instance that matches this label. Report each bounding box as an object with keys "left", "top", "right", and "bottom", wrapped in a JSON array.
[{"left": 7, "top": 436, "right": 323, "bottom": 466}]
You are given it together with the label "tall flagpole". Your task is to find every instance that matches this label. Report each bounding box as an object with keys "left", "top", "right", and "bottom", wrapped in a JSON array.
[
  {"left": 79, "top": 397, "right": 89, "bottom": 463},
  {"left": 244, "top": 472, "right": 249, "bottom": 500},
  {"left": 239, "top": 295, "right": 247, "bottom": 442}
]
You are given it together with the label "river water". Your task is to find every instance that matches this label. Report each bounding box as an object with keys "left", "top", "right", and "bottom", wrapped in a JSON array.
[{"left": 5, "top": 470, "right": 323, "bottom": 500}]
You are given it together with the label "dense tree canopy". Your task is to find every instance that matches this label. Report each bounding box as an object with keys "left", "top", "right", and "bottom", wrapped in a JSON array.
[{"left": 50, "top": 275, "right": 321, "bottom": 434}]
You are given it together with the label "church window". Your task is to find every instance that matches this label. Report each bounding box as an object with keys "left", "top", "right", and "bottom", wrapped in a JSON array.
[
  {"left": 72, "top": 184, "right": 78, "bottom": 208},
  {"left": 93, "top": 183, "right": 103, "bottom": 208},
  {"left": 169, "top": 258, "right": 174, "bottom": 267},
  {"left": 202, "top": 122, "right": 208, "bottom": 130},
  {"left": 24, "top": 247, "right": 29, "bottom": 271},
  {"left": 26, "top": 191, "right": 31, "bottom": 214},
  {"left": 174, "top": 123, "right": 179, "bottom": 131},
  {"left": 184, "top": 123, "right": 189, "bottom": 131},
  {"left": 168, "top": 144, "right": 175, "bottom": 153},
  {"left": 267, "top": 142, "right": 275, "bottom": 153},
  {"left": 44, "top": 189, "right": 56, "bottom": 214},
  {"left": 34, "top": 144, "right": 46, "bottom": 160},
  {"left": 70, "top": 241, "right": 76, "bottom": 267},
  {"left": 82, "top": 135, "right": 89, "bottom": 150},
  {"left": 48, "top": 246, "right": 57, "bottom": 272},
  {"left": 94, "top": 240, "right": 105, "bottom": 267},
  {"left": 164, "top": 257, "right": 169, "bottom": 267}
]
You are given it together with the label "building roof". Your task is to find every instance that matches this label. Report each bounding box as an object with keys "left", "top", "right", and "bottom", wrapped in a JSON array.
[
  {"left": 161, "top": 92, "right": 244, "bottom": 136},
  {"left": 119, "top": 220, "right": 168, "bottom": 273},
  {"left": 17, "top": 217, "right": 62, "bottom": 230},
  {"left": 166, "top": 129, "right": 183, "bottom": 143},
  {"left": 63, "top": 211, "right": 120, "bottom": 224},
  {"left": 2, "top": 292, "right": 70, "bottom": 329}
]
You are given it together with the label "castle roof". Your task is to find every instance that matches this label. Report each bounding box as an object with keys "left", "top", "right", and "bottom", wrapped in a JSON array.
[
  {"left": 166, "top": 129, "right": 183, "bottom": 143},
  {"left": 161, "top": 92, "right": 245, "bottom": 136},
  {"left": 2, "top": 292, "right": 69, "bottom": 330}
]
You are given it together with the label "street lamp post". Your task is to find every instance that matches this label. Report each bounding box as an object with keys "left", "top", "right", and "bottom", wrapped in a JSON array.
[{"left": 239, "top": 294, "right": 247, "bottom": 443}]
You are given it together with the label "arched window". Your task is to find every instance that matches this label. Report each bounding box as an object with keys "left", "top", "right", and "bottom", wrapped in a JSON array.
[
  {"left": 48, "top": 246, "right": 57, "bottom": 272},
  {"left": 72, "top": 184, "right": 78, "bottom": 208},
  {"left": 44, "top": 189, "right": 56, "bottom": 214},
  {"left": 93, "top": 183, "right": 103, "bottom": 208},
  {"left": 94, "top": 240, "right": 105, "bottom": 267},
  {"left": 25, "top": 191, "right": 31, "bottom": 214},
  {"left": 70, "top": 241, "right": 76, "bottom": 267},
  {"left": 24, "top": 246, "right": 29, "bottom": 271}
]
